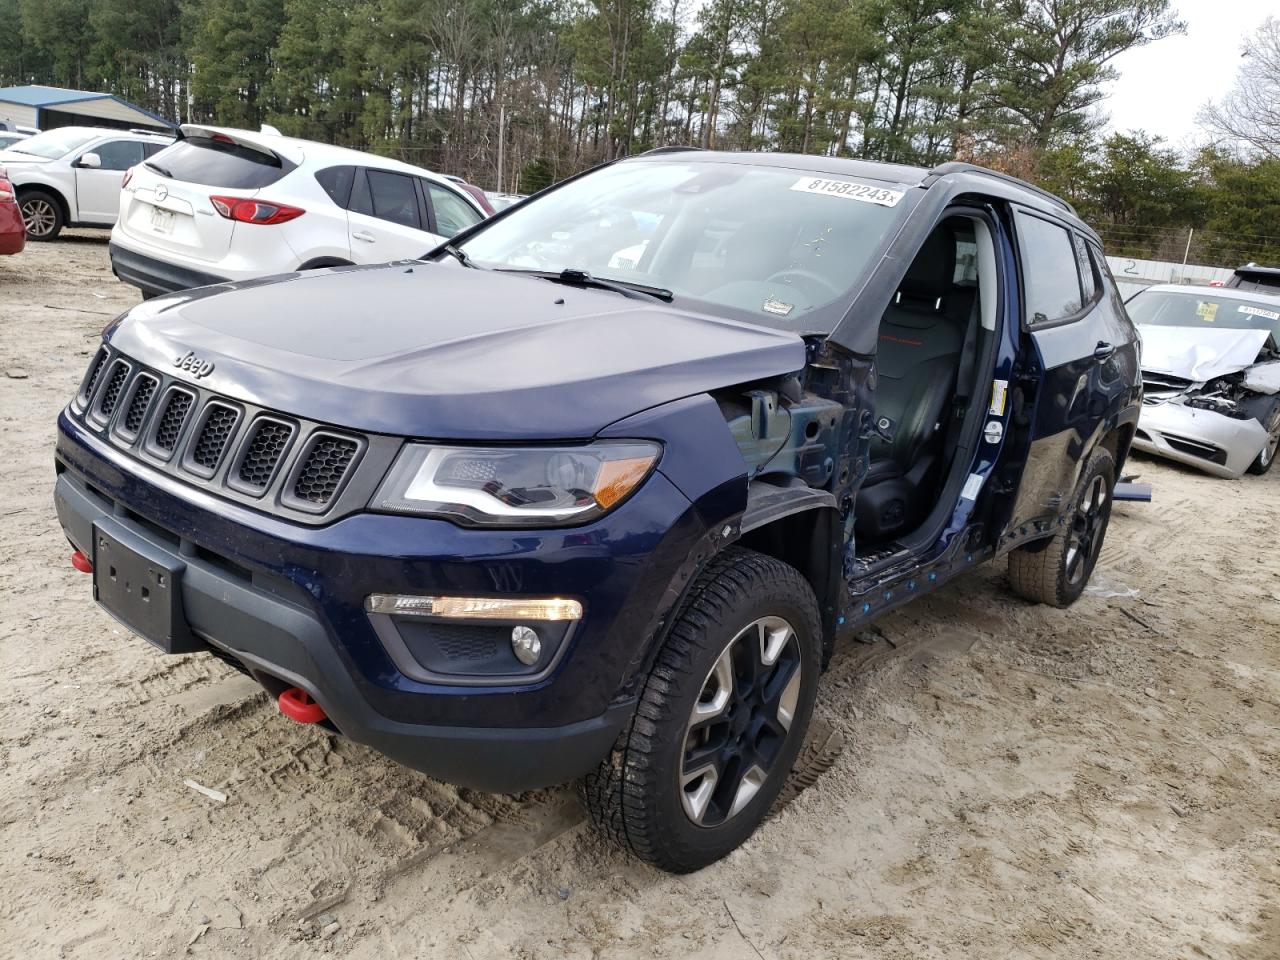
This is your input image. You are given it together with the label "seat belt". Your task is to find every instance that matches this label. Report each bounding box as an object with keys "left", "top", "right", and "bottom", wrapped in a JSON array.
[{"left": 954, "top": 300, "right": 981, "bottom": 414}]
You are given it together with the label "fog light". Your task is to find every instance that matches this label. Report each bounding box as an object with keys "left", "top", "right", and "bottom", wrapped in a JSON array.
[
  {"left": 365, "top": 594, "right": 582, "bottom": 621},
  {"left": 511, "top": 625, "right": 542, "bottom": 666}
]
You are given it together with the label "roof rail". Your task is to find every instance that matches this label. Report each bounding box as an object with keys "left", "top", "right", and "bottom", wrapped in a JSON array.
[
  {"left": 638, "top": 145, "right": 703, "bottom": 156},
  {"left": 128, "top": 127, "right": 175, "bottom": 137},
  {"left": 928, "top": 161, "right": 1076, "bottom": 217}
]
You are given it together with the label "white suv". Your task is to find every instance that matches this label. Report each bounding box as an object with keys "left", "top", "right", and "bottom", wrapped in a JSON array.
[
  {"left": 0, "top": 126, "right": 174, "bottom": 239},
  {"left": 109, "top": 125, "right": 487, "bottom": 298}
]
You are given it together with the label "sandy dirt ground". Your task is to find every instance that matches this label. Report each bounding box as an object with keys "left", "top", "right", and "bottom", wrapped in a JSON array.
[{"left": 1, "top": 232, "right": 1278, "bottom": 960}]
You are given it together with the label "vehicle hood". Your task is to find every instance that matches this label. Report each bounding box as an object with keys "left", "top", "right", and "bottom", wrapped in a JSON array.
[
  {"left": 1137, "top": 325, "right": 1271, "bottom": 382},
  {"left": 0, "top": 150, "right": 46, "bottom": 164},
  {"left": 104, "top": 263, "right": 807, "bottom": 440}
]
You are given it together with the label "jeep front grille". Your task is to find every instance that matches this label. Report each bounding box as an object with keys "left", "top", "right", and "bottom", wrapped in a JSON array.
[
  {"left": 153, "top": 389, "right": 194, "bottom": 453},
  {"left": 69, "top": 347, "right": 376, "bottom": 522},
  {"left": 292, "top": 435, "right": 360, "bottom": 505},
  {"left": 236, "top": 419, "right": 293, "bottom": 492},
  {"left": 189, "top": 403, "right": 239, "bottom": 472},
  {"left": 122, "top": 374, "right": 158, "bottom": 435},
  {"left": 79, "top": 347, "right": 108, "bottom": 404},
  {"left": 94, "top": 360, "right": 130, "bottom": 421}
]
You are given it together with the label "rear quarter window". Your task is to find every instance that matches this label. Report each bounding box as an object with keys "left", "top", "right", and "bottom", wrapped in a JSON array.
[
  {"left": 148, "top": 137, "right": 289, "bottom": 189},
  {"left": 1016, "top": 211, "right": 1085, "bottom": 325},
  {"left": 314, "top": 165, "right": 355, "bottom": 206}
]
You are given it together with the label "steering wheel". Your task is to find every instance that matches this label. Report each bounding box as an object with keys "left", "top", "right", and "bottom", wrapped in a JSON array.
[{"left": 764, "top": 268, "right": 841, "bottom": 300}]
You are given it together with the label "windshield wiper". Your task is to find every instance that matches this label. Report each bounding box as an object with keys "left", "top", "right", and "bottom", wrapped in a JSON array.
[
  {"left": 439, "top": 243, "right": 480, "bottom": 268},
  {"left": 144, "top": 160, "right": 174, "bottom": 178},
  {"left": 496, "top": 267, "right": 673, "bottom": 302}
]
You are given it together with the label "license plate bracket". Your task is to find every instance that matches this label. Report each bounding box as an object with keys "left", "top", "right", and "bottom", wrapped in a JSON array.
[{"left": 92, "top": 518, "right": 202, "bottom": 653}]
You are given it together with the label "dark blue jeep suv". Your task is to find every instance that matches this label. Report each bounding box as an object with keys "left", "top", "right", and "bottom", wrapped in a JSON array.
[{"left": 55, "top": 151, "right": 1141, "bottom": 872}]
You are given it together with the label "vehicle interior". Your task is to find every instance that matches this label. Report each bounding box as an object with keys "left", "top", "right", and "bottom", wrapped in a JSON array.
[{"left": 853, "top": 213, "right": 1000, "bottom": 561}]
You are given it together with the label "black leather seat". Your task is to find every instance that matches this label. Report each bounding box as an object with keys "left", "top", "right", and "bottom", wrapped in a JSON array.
[{"left": 855, "top": 226, "right": 972, "bottom": 541}]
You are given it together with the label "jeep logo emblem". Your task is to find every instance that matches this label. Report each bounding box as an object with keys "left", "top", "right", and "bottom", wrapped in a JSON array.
[{"left": 173, "top": 350, "right": 215, "bottom": 379}]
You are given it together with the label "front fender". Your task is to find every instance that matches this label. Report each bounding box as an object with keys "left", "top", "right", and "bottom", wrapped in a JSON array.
[
  {"left": 12, "top": 171, "right": 75, "bottom": 219},
  {"left": 600, "top": 393, "right": 751, "bottom": 693}
]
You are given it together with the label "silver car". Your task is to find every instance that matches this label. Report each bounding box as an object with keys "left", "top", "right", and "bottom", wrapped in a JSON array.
[{"left": 1130, "top": 284, "right": 1280, "bottom": 478}]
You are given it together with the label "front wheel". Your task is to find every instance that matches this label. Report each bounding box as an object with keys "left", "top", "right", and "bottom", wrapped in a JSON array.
[
  {"left": 1008, "top": 447, "right": 1116, "bottom": 607},
  {"left": 1247, "top": 401, "right": 1280, "bottom": 475},
  {"left": 19, "top": 190, "right": 63, "bottom": 241},
  {"left": 581, "top": 547, "right": 821, "bottom": 873}
]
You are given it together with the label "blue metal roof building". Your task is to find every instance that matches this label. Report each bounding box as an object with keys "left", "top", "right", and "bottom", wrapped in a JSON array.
[{"left": 0, "top": 85, "right": 175, "bottom": 132}]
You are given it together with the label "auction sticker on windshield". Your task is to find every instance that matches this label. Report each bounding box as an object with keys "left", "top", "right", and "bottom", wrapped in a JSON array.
[
  {"left": 789, "top": 177, "right": 904, "bottom": 207},
  {"left": 1240, "top": 304, "right": 1280, "bottom": 321}
]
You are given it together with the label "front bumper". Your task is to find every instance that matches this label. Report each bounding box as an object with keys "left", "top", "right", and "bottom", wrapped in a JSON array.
[
  {"left": 1133, "top": 399, "right": 1267, "bottom": 479},
  {"left": 55, "top": 411, "right": 707, "bottom": 791},
  {"left": 109, "top": 240, "right": 227, "bottom": 297}
]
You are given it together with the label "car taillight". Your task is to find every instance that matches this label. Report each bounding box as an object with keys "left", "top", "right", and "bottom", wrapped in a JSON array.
[
  {"left": 0, "top": 175, "right": 11, "bottom": 201},
  {"left": 209, "top": 195, "right": 305, "bottom": 225},
  {"left": 122, "top": 166, "right": 135, "bottom": 189}
]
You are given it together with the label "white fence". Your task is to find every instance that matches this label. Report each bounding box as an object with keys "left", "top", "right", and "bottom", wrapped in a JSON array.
[{"left": 1105, "top": 255, "right": 1235, "bottom": 300}]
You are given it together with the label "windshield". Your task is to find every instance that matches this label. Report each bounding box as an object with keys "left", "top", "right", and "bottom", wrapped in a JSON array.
[
  {"left": 1128, "top": 289, "right": 1280, "bottom": 339},
  {"left": 458, "top": 160, "right": 908, "bottom": 327},
  {"left": 9, "top": 129, "right": 97, "bottom": 160}
]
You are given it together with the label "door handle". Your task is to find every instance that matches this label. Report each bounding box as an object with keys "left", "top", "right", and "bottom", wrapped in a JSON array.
[
  {"left": 1092, "top": 341, "right": 1115, "bottom": 361},
  {"left": 352, "top": 231, "right": 375, "bottom": 243}
]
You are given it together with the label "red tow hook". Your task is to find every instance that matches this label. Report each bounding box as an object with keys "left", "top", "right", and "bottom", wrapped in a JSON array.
[
  {"left": 278, "top": 687, "right": 327, "bottom": 724},
  {"left": 71, "top": 550, "right": 93, "bottom": 574}
]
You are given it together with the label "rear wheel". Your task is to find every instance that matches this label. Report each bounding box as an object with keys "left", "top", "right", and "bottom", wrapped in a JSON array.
[
  {"left": 1008, "top": 447, "right": 1115, "bottom": 607},
  {"left": 581, "top": 547, "right": 821, "bottom": 873},
  {"left": 19, "top": 190, "right": 63, "bottom": 240},
  {"left": 1247, "top": 402, "right": 1280, "bottom": 475}
]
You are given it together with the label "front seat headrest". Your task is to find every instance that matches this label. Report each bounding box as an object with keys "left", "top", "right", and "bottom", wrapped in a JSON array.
[{"left": 898, "top": 227, "right": 956, "bottom": 301}]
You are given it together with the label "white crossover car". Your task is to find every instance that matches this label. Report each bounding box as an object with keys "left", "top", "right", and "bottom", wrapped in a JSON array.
[
  {"left": 109, "top": 125, "right": 488, "bottom": 298},
  {"left": 1131, "top": 284, "right": 1280, "bottom": 478},
  {"left": 0, "top": 126, "right": 174, "bottom": 239}
]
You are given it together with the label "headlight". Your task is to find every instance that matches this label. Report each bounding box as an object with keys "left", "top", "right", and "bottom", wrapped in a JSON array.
[{"left": 371, "top": 441, "right": 661, "bottom": 526}]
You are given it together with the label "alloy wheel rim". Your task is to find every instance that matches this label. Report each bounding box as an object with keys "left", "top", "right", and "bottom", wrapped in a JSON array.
[
  {"left": 679, "top": 615, "right": 803, "bottom": 827},
  {"left": 1262, "top": 413, "right": 1280, "bottom": 466},
  {"left": 1065, "top": 474, "right": 1109, "bottom": 586},
  {"left": 22, "top": 199, "right": 55, "bottom": 237}
]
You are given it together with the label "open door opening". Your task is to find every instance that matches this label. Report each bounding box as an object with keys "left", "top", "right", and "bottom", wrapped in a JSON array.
[{"left": 853, "top": 212, "right": 1001, "bottom": 562}]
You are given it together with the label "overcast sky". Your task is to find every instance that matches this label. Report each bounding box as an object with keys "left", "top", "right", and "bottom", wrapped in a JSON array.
[{"left": 1102, "top": 0, "right": 1272, "bottom": 148}]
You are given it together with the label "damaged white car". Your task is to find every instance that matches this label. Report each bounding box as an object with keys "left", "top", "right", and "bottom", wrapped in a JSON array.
[{"left": 1129, "top": 284, "right": 1280, "bottom": 478}]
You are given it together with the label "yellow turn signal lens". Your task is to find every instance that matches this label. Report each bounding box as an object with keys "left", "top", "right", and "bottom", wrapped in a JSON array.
[{"left": 591, "top": 455, "right": 658, "bottom": 509}]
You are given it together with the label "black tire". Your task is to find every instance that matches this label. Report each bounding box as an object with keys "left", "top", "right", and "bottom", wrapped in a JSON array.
[
  {"left": 581, "top": 546, "right": 821, "bottom": 873},
  {"left": 1008, "top": 446, "right": 1116, "bottom": 607},
  {"left": 1246, "top": 400, "right": 1280, "bottom": 475},
  {"left": 19, "top": 189, "right": 64, "bottom": 241}
]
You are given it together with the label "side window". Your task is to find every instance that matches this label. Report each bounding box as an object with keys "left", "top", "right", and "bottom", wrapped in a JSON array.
[
  {"left": 1016, "top": 211, "right": 1083, "bottom": 324},
  {"left": 141, "top": 142, "right": 168, "bottom": 159},
  {"left": 1072, "top": 233, "right": 1098, "bottom": 303},
  {"left": 364, "top": 170, "right": 420, "bottom": 229},
  {"left": 349, "top": 169, "right": 372, "bottom": 215},
  {"left": 315, "top": 165, "right": 355, "bottom": 207},
  {"left": 425, "top": 181, "right": 483, "bottom": 238},
  {"left": 88, "top": 140, "right": 144, "bottom": 171},
  {"left": 1088, "top": 241, "right": 1122, "bottom": 306}
]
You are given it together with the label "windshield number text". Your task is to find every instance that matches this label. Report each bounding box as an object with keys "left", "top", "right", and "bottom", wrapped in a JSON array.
[{"left": 789, "top": 177, "right": 904, "bottom": 207}]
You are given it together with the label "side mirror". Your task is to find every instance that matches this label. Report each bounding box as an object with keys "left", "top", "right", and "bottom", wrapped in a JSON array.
[{"left": 77, "top": 152, "right": 102, "bottom": 169}]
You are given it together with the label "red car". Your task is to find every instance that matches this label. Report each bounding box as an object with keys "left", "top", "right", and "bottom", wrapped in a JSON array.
[
  {"left": 0, "top": 166, "right": 25, "bottom": 255},
  {"left": 444, "top": 175, "right": 496, "bottom": 215}
]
